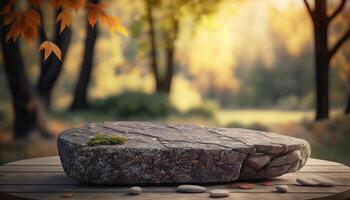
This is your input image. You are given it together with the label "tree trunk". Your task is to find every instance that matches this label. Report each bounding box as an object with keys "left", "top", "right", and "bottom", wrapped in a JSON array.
[
  {"left": 1, "top": 28, "right": 37, "bottom": 138},
  {"left": 70, "top": 7, "right": 98, "bottom": 111},
  {"left": 345, "top": 89, "right": 350, "bottom": 114},
  {"left": 36, "top": 10, "right": 72, "bottom": 109},
  {"left": 145, "top": 0, "right": 161, "bottom": 93},
  {"left": 313, "top": 0, "right": 330, "bottom": 120},
  {"left": 161, "top": 43, "right": 175, "bottom": 94}
]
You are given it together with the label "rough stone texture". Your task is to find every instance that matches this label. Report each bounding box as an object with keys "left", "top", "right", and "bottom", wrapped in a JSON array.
[{"left": 57, "top": 121, "right": 311, "bottom": 184}]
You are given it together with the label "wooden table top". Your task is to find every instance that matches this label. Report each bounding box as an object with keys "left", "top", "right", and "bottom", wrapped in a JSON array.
[{"left": 0, "top": 156, "right": 349, "bottom": 200}]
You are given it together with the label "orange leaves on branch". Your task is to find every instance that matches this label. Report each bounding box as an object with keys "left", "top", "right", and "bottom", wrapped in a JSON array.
[
  {"left": 3, "top": 10, "right": 20, "bottom": 26},
  {"left": 2, "top": 9, "right": 41, "bottom": 42},
  {"left": 22, "top": 9, "right": 41, "bottom": 41},
  {"left": 28, "top": 0, "right": 42, "bottom": 8},
  {"left": 51, "top": 0, "right": 85, "bottom": 10},
  {"left": 39, "top": 41, "right": 62, "bottom": 60},
  {"left": 101, "top": 15, "right": 128, "bottom": 36},
  {"left": 56, "top": 10, "right": 72, "bottom": 33},
  {"left": 86, "top": 2, "right": 128, "bottom": 36},
  {"left": 0, "top": 0, "right": 17, "bottom": 15},
  {"left": 0, "top": 0, "right": 127, "bottom": 61},
  {"left": 86, "top": 2, "right": 105, "bottom": 27}
]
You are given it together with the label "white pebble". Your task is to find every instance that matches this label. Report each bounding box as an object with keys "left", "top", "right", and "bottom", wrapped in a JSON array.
[
  {"left": 209, "top": 189, "right": 230, "bottom": 198},
  {"left": 128, "top": 186, "right": 142, "bottom": 195}
]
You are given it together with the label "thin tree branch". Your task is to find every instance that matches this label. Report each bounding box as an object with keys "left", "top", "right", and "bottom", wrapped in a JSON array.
[
  {"left": 303, "top": 0, "right": 315, "bottom": 23},
  {"left": 327, "top": 0, "right": 347, "bottom": 23},
  {"left": 329, "top": 27, "right": 350, "bottom": 58}
]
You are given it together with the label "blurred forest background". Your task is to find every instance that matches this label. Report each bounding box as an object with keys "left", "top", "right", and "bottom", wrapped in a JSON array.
[{"left": 0, "top": 0, "right": 349, "bottom": 165}]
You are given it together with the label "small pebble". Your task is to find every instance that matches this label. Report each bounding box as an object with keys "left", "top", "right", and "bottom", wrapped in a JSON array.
[
  {"left": 296, "top": 176, "right": 335, "bottom": 187},
  {"left": 275, "top": 185, "right": 289, "bottom": 193},
  {"left": 176, "top": 185, "right": 207, "bottom": 193},
  {"left": 209, "top": 189, "right": 230, "bottom": 198},
  {"left": 128, "top": 186, "right": 142, "bottom": 195}
]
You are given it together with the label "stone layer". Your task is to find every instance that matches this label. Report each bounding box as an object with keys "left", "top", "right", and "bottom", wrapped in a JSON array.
[{"left": 57, "top": 121, "right": 311, "bottom": 184}]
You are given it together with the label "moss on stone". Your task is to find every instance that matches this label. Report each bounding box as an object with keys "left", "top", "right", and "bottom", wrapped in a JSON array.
[{"left": 87, "top": 134, "right": 128, "bottom": 146}]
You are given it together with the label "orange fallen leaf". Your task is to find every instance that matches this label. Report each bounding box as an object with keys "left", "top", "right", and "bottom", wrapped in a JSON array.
[
  {"left": 226, "top": 182, "right": 256, "bottom": 189},
  {"left": 259, "top": 181, "right": 274, "bottom": 186},
  {"left": 60, "top": 192, "right": 75, "bottom": 198},
  {"left": 39, "top": 41, "right": 62, "bottom": 60}
]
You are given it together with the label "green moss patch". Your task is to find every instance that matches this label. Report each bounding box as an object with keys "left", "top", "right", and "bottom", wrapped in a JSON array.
[{"left": 87, "top": 134, "right": 128, "bottom": 146}]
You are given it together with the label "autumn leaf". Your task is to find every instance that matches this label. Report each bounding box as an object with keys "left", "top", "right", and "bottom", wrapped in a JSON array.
[
  {"left": 51, "top": 0, "right": 85, "bottom": 10},
  {"left": 60, "top": 192, "right": 75, "bottom": 198},
  {"left": 56, "top": 10, "right": 71, "bottom": 33},
  {"left": 100, "top": 15, "right": 128, "bottom": 36},
  {"left": 3, "top": 10, "right": 20, "bottom": 26},
  {"left": 0, "top": 4, "right": 12, "bottom": 15},
  {"left": 6, "top": 15, "right": 25, "bottom": 42},
  {"left": 86, "top": 2, "right": 105, "bottom": 27},
  {"left": 259, "top": 181, "right": 274, "bottom": 186},
  {"left": 23, "top": 9, "right": 41, "bottom": 41},
  {"left": 226, "top": 182, "right": 256, "bottom": 189},
  {"left": 86, "top": 2, "right": 128, "bottom": 36},
  {"left": 39, "top": 41, "right": 62, "bottom": 60},
  {"left": 28, "top": 0, "right": 42, "bottom": 8}
]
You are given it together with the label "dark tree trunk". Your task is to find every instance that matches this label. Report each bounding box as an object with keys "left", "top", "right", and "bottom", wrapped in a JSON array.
[
  {"left": 36, "top": 9, "right": 72, "bottom": 110},
  {"left": 313, "top": 0, "right": 330, "bottom": 120},
  {"left": 345, "top": 90, "right": 350, "bottom": 114},
  {"left": 160, "top": 43, "right": 175, "bottom": 94},
  {"left": 304, "top": 0, "right": 350, "bottom": 120},
  {"left": 1, "top": 28, "right": 37, "bottom": 138},
  {"left": 145, "top": 0, "right": 161, "bottom": 93},
  {"left": 70, "top": 8, "right": 98, "bottom": 111}
]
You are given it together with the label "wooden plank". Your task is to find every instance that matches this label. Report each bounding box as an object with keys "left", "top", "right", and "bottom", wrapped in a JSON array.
[
  {"left": 7, "top": 192, "right": 336, "bottom": 200},
  {"left": 298, "top": 165, "right": 350, "bottom": 173},
  {"left": 0, "top": 165, "right": 64, "bottom": 172},
  {"left": 0, "top": 184, "right": 349, "bottom": 193},
  {"left": 0, "top": 173, "right": 77, "bottom": 184},
  {"left": 4, "top": 157, "right": 61, "bottom": 166},
  {"left": 0, "top": 172, "right": 349, "bottom": 186},
  {"left": 306, "top": 158, "right": 344, "bottom": 166}
]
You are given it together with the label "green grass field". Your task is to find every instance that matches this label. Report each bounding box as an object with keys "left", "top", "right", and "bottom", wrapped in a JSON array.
[{"left": 216, "top": 109, "right": 340, "bottom": 126}]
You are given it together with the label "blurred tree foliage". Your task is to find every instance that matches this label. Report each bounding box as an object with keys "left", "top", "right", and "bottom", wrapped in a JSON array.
[
  {"left": 134, "top": 0, "right": 221, "bottom": 94},
  {"left": 93, "top": 91, "right": 175, "bottom": 118}
]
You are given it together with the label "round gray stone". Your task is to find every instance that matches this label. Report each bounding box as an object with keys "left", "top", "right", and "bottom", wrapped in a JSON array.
[
  {"left": 128, "top": 186, "right": 142, "bottom": 195},
  {"left": 57, "top": 121, "right": 311, "bottom": 184},
  {"left": 209, "top": 189, "right": 230, "bottom": 198},
  {"left": 176, "top": 185, "right": 206, "bottom": 193}
]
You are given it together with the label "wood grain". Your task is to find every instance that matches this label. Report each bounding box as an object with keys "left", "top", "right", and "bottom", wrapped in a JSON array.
[{"left": 0, "top": 156, "right": 349, "bottom": 200}]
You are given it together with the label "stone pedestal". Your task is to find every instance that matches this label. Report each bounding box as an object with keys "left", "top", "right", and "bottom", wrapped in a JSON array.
[{"left": 57, "top": 121, "right": 311, "bottom": 184}]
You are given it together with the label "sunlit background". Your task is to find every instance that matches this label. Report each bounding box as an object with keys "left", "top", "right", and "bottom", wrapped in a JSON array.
[{"left": 0, "top": 0, "right": 349, "bottom": 165}]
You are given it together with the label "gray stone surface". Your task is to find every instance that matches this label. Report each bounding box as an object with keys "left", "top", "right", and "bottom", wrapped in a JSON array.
[
  {"left": 296, "top": 176, "right": 335, "bottom": 187},
  {"left": 57, "top": 121, "right": 311, "bottom": 184},
  {"left": 128, "top": 186, "right": 142, "bottom": 195},
  {"left": 275, "top": 185, "right": 289, "bottom": 193},
  {"left": 176, "top": 185, "right": 207, "bottom": 193},
  {"left": 209, "top": 189, "right": 230, "bottom": 198}
]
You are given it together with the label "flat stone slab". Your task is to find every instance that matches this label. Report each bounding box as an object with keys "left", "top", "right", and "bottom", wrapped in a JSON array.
[{"left": 57, "top": 121, "right": 311, "bottom": 184}]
